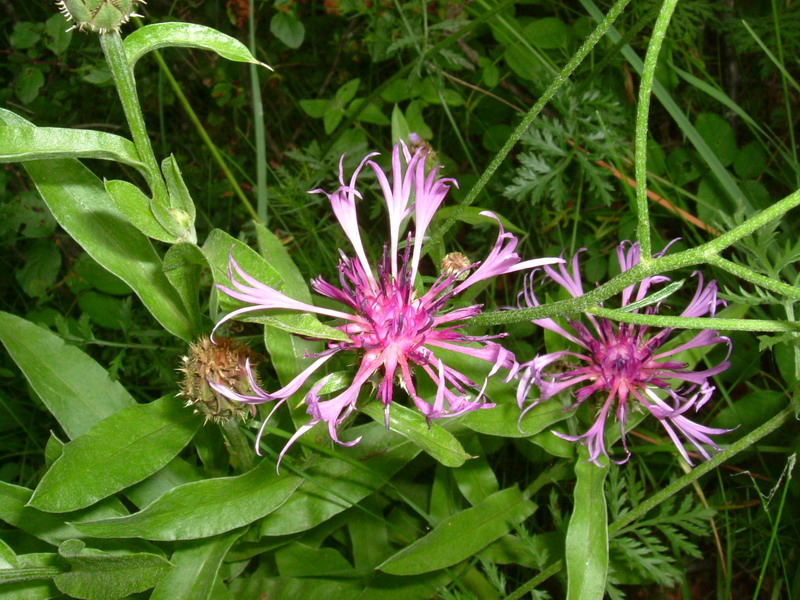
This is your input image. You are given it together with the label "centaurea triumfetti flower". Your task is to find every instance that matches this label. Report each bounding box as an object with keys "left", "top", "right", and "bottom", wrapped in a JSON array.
[
  {"left": 213, "top": 142, "right": 563, "bottom": 466},
  {"left": 517, "top": 242, "right": 731, "bottom": 466}
]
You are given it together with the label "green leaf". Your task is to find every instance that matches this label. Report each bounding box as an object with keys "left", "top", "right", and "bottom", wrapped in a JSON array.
[
  {"left": 0, "top": 482, "right": 127, "bottom": 546},
  {"left": 270, "top": 12, "right": 305, "bottom": 49},
  {"left": 259, "top": 424, "right": 420, "bottom": 536},
  {"left": 0, "top": 312, "right": 134, "bottom": 439},
  {"left": 73, "top": 253, "right": 132, "bottom": 296},
  {"left": 124, "top": 23, "right": 267, "bottom": 69},
  {"left": 323, "top": 110, "right": 343, "bottom": 135},
  {"left": 163, "top": 242, "right": 207, "bottom": 335},
  {"left": 391, "top": 105, "right": 411, "bottom": 147},
  {"left": 361, "top": 402, "right": 470, "bottom": 468},
  {"left": 255, "top": 224, "right": 323, "bottom": 383},
  {"left": 203, "top": 229, "right": 348, "bottom": 342},
  {"left": 0, "top": 110, "right": 195, "bottom": 341},
  {"left": 694, "top": 112, "right": 737, "bottom": 168},
  {"left": 299, "top": 99, "right": 329, "bottom": 119},
  {"left": 347, "top": 99, "right": 390, "bottom": 126},
  {"left": 525, "top": 17, "right": 570, "bottom": 49},
  {"left": 0, "top": 127, "right": 145, "bottom": 174},
  {"left": 54, "top": 539, "right": 172, "bottom": 600},
  {"left": 104, "top": 179, "right": 176, "bottom": 243},
  {"left": 44, "top": 14, "right": 72, "bottom": 56},
  {"left": 565, "top": 451, "right": 608, "bottom": 600},
  {"left": 0, "top": 550, "right": 61, "bottom": 600},
  {"left": 378, "top": 487, "right": 537, "bottom": 575},
  {"left": 460, "top": 398, "right": 568, "bottom": 438},
  {"left": 433, "top": 205, "right": 525, "bottom": 234},
  {"left": 335, "top": 79, "right": 361, "bottom": 105},
  {"left": 72, "top": 459, "right": 302, "bottom": 541},
  {"left": 16, "top": 239, "right": 61, "bottom": 298},
  {"left": 29, "top": 395, "right": 202, "bottom": 513},
  {"left": 10, "top": 22, "right": 42, "bottom": 49},
  {"left": 150, "top": 530, "right": 243, "bottom": 600},
  {"left": 161, "top": 155, "right": 197, "bottom": 243},
  {"left": 275, "top": 543, "right": 355, "bottom": 578},
  {"left": 15, "top": 67, "right": 45, "bottom": 104}
]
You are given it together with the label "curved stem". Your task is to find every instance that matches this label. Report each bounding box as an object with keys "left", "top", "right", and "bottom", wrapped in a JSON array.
[{"left": 633, "top": 0, "right": 679, "bottom": 258}]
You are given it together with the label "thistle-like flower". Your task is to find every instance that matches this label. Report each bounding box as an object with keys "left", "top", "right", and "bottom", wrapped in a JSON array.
[
  {"left": 56, "top": 0, "right": 145, "bottom": 34},
  {"left": 212, "top": 142, "right": 563, "bottom": 466},
  {"left": 517, "top": 242, "right": 731, "bottom": 466}
]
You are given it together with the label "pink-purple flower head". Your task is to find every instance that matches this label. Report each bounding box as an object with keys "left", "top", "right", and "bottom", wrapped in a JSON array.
[
  {"left": 213, "top": 141, "right": 563, "bottom": 468},
  {"left": 517, "top": 241, "right": 732, "bottom": 467}
]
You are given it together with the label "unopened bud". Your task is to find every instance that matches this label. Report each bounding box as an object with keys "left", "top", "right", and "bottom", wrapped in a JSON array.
[{"left": 56, "top": 0, "right": 145, "bottom": 34}]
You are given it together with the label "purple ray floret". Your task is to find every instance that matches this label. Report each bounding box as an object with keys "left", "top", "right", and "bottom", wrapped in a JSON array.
[
  {"left": 214, "top": 141, "right": 563, "bottom": 469},
  {"left": 517, "top": 241, "right": 732, "bottom": 466}
]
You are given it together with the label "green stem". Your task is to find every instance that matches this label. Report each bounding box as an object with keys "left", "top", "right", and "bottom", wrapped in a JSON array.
[
  {"left": 609, "top": 405, "right": 796, "bottom": 537},
  {"left": 587, "top": 307, "right": 800, "bottom": 333},
  {"left": 221, "top": 419, "right": 256, "bottom": 472},
  {"left": 100, "top": 31, "right": 168, "bottom": 203},
  {"left": 425, "top": 0, "right": 634, "bottom": 254},
  {"left": 707, "top": 256, "right": 800, "bottom": 300},
  {"left": 0, "top": 567, "right": 63, "bottom": 584},
  {"left": 148, "top": 49, "right": 261, "bottom": 223},
  {"left": 503, "top": 559, "right": 563, "bottom": 600},
  {"left": 249, "top": 0, "right": 268, "bottom": 224},
  {"left": 633, "top": 0, "right": 679, "bottom": 259}
]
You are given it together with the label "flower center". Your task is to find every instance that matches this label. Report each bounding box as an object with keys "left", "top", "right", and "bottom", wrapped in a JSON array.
[{"left": 598, "top": 341, "right": 642, "bottom": 381}]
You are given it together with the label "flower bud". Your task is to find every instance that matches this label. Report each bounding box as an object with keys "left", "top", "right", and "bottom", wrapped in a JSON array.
[
  {"left": 178, "top": 337, "right": 259, "bottom": 424},
  {"left": 56, "top": 0, "right": 145, "bottom": 34}
]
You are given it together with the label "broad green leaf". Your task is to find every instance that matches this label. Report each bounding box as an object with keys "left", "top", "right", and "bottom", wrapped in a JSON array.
[
  {"left": 29, "top": 395, "right": 202, "bottom": 513},
  {"left": 73, "top": 459, "right": 302, "bottom": 541},
  {"left": 275, "top": 543, "right": 355, "bottom": 578},
  {"left": 125, "top": 457, "right": 205, "bottom": 510},
  {"left": 565, "top": 451, "right": 608, "bottom": 600},
  {"left": 0, "top": 109, "right": 196, "bottom": 342},
  {"left": 433, "top": 205, "right": 525, "bottom": 234},
  {"left": 259, "top": 424, "right": 420, "bottom": 536},
  {"left": 694, "top": 112, "right": 737, "bottom": 168},
  {"left": 361, "top": 402, "right": 470, "bottom": 468},
  {"left": 0, "top": 312, "right": 133, "bottom": 439},
  {"left": 298, "top": 99, "right": 329, "bottom": 119},
  {"left": 0, "top": 127, "right": 145, "bottom": 173},
  {"left": 54, "top": 539, "right": 171, "bottom": 600},
  {"left": 378, "top": 487, "right": 537, "bottom": 575},
  {"left": 105, "top": 179, "right": 176, "bottom": 243},
  {"left": 270, "top": 12, "right": 305, "bottom": 49},
  {"left": 335, "top": 78, "right": 360, "bottom": 105},
  {"left": 204, "top": 228, "right": 348, "bottom": 342},
  {"left": 524, "top": 17, "right": 569, "bottom": 49},
  {"left": 124, "top": 23, "right": 266, "bottom": 69},
  {"left": 44, "top": 14, "right": 71, "bottom": 56},
  {"left": 0, "top": 482, "right": 127, "bottom": 546},
  {"left": 15, "top": 239, "right": 61, "bottom": 298},
  {"left": 151, "top": 530, "right": 243, "bottom": 600},
  {"left": 163, "top": 242, "right": 207, "bottom": 336},
  {"left": 452, "top": 440, "right": 499, "bottom": 505},
  {"left": 255, "top": 224, "right": 323, "bottom": 384},
  {"left": 460, "top": 398, "right": 568, "bottom": 438},
  {"left": 0, "top": 550, "right": 61, "bottom": 600},
  {"left": 15, "top": 66, "right": 44, "bottom": 104}
]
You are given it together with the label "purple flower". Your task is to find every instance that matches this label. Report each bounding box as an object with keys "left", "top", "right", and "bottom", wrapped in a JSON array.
[
  {"left": 213, "top": 142, "right": 563, "bottom": 466},
  {"left": 517, "top": 241, "right": 731, "bottom": 466}
]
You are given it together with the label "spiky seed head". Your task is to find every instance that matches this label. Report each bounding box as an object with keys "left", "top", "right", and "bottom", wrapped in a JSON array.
[
  {"left": 440, "top": 252, "right": 471, "bottom": 280},
  {"left": 55, "top": 0, "right": 144, "bottom": 34},
  {"left": 178, "top": 336, "right": 259, "bottom": 424}
]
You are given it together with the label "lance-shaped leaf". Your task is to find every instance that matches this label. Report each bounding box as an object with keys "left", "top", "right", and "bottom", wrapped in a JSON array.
[
  {"left": 150, "top": 529, "right": 243, "bottom": 600},
  {"left": 0, "top": 311, "right": 133, "bottom": 439},
  {"left": 105, "top": 179, "right": 176, "bottom": 244},
  {"left": 0, "top": 109, "right": 195, "bottom": 342},
  {"left": 29, "top": 395, "right": 203, "bottom": 513},
  {"left": 72, "top": 459, "right": 302, "bottom": 541},
  {"left": 0, "top": 127, "right": 144, "bottom": 172},
  {"left": 361, "top": 402, "right": 470, "bottom": 468},
  {"left": 378, "top": 486, "right": 537, "bottom": 575},
  {"left": 565, "top": 449, "right": 609, "bottom": 600},
  {"left": 259, "top": 424, "right": 420, "bottom": 537},
  {"left": 0, "top": 482, "right": 127, "bottom": 547},
  {"left": 203, "top": 229, "right": 348, "bottom": 342},
  {"left": 53, "top": 539, "right": 172, "bottom": 600},
  {"left": 123, "top": 23, "right": 270, "bottom": 69}
]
